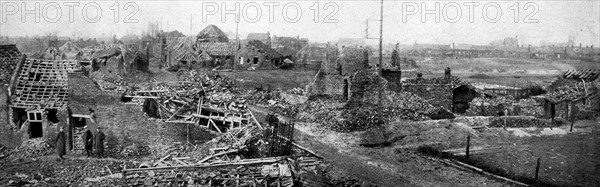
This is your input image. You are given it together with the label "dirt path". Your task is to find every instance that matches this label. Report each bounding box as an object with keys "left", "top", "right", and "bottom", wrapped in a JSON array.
[{"left": 249, "top": 105, "right": 515, "bottom": 187}]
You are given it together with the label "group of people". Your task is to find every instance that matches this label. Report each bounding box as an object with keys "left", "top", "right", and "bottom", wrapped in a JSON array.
[
  {"left": 54, "top": 125, "right": 105, "bottom": 160},
  {"left": 83, "top": 126, "right": 106, "bottom": 158}
]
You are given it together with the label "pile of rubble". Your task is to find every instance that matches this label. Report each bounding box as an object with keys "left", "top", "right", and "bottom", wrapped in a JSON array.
[
  {"left": 465, "top": 96, "right": 514, "bottom": 116},
  {"left": 295, "top": 92, "right": 441, "bottom": 132},
  {"left": 6, "top": 138, "right": 55, "bottom": 161},
  {"left": 546, "top": 79, "right": 598, "bottom": 101},
  {"left": 515, "top": 98, "right": 544, "bottom": 117}
]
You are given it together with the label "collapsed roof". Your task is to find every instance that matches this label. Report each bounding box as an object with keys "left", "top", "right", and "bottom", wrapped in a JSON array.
[{"left": 10, "top": 58, "right": 80, "bottom": 109}]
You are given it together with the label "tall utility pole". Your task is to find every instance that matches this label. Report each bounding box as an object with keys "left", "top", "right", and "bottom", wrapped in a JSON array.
[
  {"left": 377, "top": 0, "right": 384, "bottom": 123},
  {"left": 234, "top": 21, "right": 239, "bottom": 86},
  {"left": 190, "top": 14, "right": 193, "bottom": 42}
]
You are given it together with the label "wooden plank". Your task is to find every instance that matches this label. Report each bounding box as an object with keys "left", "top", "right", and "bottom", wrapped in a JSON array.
[
  {"left": 209, "top": 119, "right": 222, "bottom": 133},
  {"left": 71, "top": 114, "right": 91, "bottom": 118},
  {"left": 123, "top": 95, "right": 160, "bottom": 99}
]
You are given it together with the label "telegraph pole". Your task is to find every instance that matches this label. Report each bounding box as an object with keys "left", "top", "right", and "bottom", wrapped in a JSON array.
[
  {"left": 234, "top": 21, "right": 239, "bottom": 86},
  {"left": 377, "top": 0, "right": 384, "bottom": 123}
]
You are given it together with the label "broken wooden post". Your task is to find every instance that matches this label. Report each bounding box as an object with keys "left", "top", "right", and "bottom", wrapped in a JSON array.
[
  {"left": 465, "top": 134, "right": 471, "bottom": 160},
  {"left": 535, "top": 157, "right": 541, "bottom": 182}
]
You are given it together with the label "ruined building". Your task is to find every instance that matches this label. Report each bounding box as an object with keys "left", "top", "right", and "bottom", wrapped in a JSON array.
[
  {"left": 306, "top": 47, "right": 401, "bottom": 104},
  {"left": 401, "top": 69, "right": 480, "bottom": 113}
]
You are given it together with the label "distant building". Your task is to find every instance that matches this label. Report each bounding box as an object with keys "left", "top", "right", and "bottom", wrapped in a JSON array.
[
  {"left": 194, "top": 25, "right": 236, "bottom": 68},
  {"left": 337, "top": 38, "right": 365, "bottom": 50},
  {"left": 237, "top": 40, "right": 284, "bottom": 69},
  {"left": 490, "top": 36, "right": 518, "bottom": 48},
  {"left": 246, "top": 32, "right": 271, "bottom": 48},
  {"left": 196, "top": 25, "right": 229, "bottom": 43}
]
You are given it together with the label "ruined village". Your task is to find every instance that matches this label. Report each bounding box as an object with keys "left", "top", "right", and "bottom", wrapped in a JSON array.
[{"left": 1, "top": 2, "right": 600, "bottom": 187}]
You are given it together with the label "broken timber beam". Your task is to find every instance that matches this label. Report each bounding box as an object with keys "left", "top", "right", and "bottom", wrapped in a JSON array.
[
  {"left": 123, "top": 95, "right": 160, "bottom": 99},
  {"left": 124, "top": 156, "right": 287, "bottom": 172},
  {"left": 249, "top": 112, "right": 263, "bottom": 130},
  {"left": 197, "top": 149, "right": 240, "bottom": 164}
]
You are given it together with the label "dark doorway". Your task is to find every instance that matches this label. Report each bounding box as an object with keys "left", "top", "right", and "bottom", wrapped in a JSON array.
[
  {"left": 71, "top": 117, "right": 86, "bottom": 128},
  {"left": 452, "top": 85, "right": 477, "bottom": 113},
  {"left": 30, "top": 122, "right": 43, "bottom": 138},
  {"left": 47, "top": 109, "right": 59, "bottom": 123},
  {"left": 253, "top": 57, "right": 259, "bottom": 65},
  {"left": 12, "top": 108, "right": 27, "bottom": 130}
]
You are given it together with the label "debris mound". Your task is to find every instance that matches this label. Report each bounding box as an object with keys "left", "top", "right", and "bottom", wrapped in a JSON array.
[{"left": 9, "top": 138, "right": 55, "bottom": 160}]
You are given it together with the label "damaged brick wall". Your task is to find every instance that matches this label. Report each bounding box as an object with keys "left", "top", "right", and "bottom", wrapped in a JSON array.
[
  {"left": 307, "top": 47, "right": 370, "bottom": 97},
  {"left": 402, "top": 84, "right": 453, "bottom": 110}
]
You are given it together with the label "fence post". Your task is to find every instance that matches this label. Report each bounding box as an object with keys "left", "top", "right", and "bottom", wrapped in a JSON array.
[
  {"left": 465, "top": 134, "right": 471, "bottom": 160},
  {"left": 535, "top": 157, "right": 541, "bottom": 182}
]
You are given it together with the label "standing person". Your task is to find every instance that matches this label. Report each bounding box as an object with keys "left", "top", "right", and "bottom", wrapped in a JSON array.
[
  {"left": 94, "top": 127, "right": 106, "bottom": 158},
  {"left": 570, "top": 102, "right": 579, "bottom": 132},
  {"left": 82, "top": 126, "right": 94, "bottom": 157},
  {"left": 55, "top": 126, "right": 66, "bottom": 160}
]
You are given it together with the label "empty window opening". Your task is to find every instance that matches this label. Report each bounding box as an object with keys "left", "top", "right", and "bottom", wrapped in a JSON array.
[
  {"left": 253, "top": 57, "right": 259, "bottom": 65},
  {"left": 47, "top": 109, "right": 59, "bottom": 123}
]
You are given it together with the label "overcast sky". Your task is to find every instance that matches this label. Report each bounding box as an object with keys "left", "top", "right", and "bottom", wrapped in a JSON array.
[{"left": 1, "top": 1, "right": 598, "bottom": 46}]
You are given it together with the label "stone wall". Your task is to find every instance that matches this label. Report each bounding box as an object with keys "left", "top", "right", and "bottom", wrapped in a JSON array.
[{"left": 402, "top": 84, "right": 453, "bottom": 110}]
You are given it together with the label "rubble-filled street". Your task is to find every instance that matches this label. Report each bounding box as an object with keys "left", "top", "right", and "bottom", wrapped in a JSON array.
[{"left": 1, "top": 1, "right": 600, "bottom": 186}]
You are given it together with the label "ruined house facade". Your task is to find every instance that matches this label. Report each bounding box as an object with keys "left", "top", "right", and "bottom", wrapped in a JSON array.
[
  {"left": 1, "top": 44, "right": 104, "bottom": 148},
  {"left": 246, "top": 33, "right": 271, "bottom": 48},
  {"left": 6, "top": 58, "right": 80, "bottom": 146},
  {"left": 237, "top": 40, "right": 284, "bottom": 70},
  {"left": 307, "top": 47, "right": 390, "bottom": 104},
  {"left": 195, "top": 25, "right": 235, "bottom": 68}
]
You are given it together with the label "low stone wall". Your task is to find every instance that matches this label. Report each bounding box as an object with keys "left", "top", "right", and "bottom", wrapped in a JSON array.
[{"left": 488, "top": 116, "right": 561, "bottom": 128}]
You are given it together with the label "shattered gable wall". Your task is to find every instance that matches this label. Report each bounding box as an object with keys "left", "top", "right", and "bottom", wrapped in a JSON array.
[{"left": 306, "top": 47, "right": 370, "bottom": 97}]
